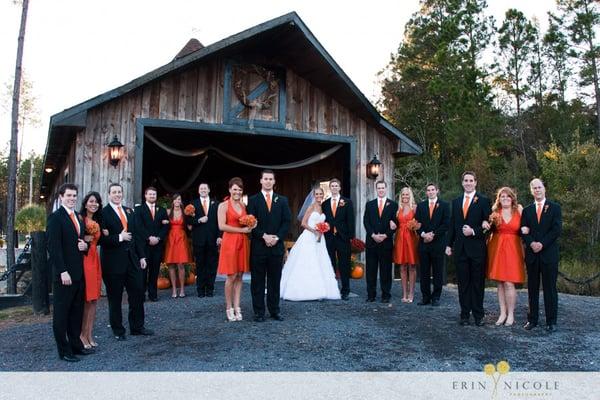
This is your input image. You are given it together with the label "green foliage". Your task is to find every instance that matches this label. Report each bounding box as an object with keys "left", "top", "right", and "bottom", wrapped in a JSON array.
[
  {"left": 15, "top": 204, "right": 46, "bottom": 233},
  {"left": 538, "top": 141, "right": 600, "bottom": 263}
]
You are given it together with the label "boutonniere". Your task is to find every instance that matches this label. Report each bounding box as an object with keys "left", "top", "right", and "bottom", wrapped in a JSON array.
[
  {"left": 210, "top": 200, "right": 216, "bottom": 205},
  {"left": 473, "top": 196, "right": 479, "bottom": 204},
  {"left": 339, "top": 199, "right": 346, "bottom": 207},
  {"left": 77, "top": 215, "right": 83, "bottom": 222},
  {"left": 274, "top": 196, "right": 279, "bottom": 203},
  {"left": 385, "top": 201, "right": 390, "bottom": 207},
  {"left": 544, "top": 204, "right": 549, "bottom": 213},
  {"left": 126, "top": 208, "right": 132, "bottom": 214},
  {"left": 435, "top": 203, "right": 439, "bottom": 209}
]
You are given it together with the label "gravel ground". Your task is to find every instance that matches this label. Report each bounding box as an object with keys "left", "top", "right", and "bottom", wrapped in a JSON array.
[{"left": 0, "top": 278, "right": 598, "bottom": 372}]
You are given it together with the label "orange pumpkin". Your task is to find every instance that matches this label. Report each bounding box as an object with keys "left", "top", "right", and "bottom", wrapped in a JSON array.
[
  {"left": 157, "top": 277, "right": 171, "bottom": 289},
  {"left": 185, "top": 274, "right": 196, "bottom": 286},
  {"left": 351, "top": 263, "right": 364, "bottom": 279}
]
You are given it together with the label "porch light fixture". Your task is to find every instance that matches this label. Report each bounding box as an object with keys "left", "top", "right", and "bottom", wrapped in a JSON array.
[
  {"left": 366, "top": 155, "right": 382, "bottom": 179},
  {"left": 108, "top": 135, "right": 124, "bottom": 167}
]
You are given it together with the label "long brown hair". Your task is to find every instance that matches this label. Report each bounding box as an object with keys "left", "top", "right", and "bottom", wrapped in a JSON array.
[{"left": 492, "top": 187, "right": 518, "bottom": 213}]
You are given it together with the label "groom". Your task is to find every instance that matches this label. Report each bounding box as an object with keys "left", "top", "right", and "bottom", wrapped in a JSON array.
[
  {"left": 247, "top": 170, "right": 291, "bottom": 322},
  {"left": 322, "top": 178, "right": 355, "bottom": 300}
]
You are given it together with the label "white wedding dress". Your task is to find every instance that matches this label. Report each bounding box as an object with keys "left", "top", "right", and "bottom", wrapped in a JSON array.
[{"left": 280, "top": 211, "right": 341, "bottom": 301}]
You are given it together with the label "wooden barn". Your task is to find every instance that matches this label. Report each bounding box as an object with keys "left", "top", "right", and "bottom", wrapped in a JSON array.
[{"left": 41, "top": 12, "right": 421, "bottom": 238}]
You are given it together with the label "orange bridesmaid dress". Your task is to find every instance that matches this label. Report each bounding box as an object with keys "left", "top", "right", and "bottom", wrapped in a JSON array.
[
  {"left": 83, "top": 217, "right": 102, "bottom": 302},
  {"left": 393, "top": 208, "right": 419, "bottom": 265},
  {"left": 163, "top": 213, "right": 192, "bottom": 264},
  {"left": 217, "top": 200, "right": 250, "bottom": 275},
  {"left": 486, "top": 212, "right": 526, "bottom": 283}
]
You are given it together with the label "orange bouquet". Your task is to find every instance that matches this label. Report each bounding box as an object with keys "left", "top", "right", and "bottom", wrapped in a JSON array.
[
  {"left": 184, "top": 204, "right": 196, "bottom": 217},
  {"left": 406, "top": 218, "right": 421, "bottom": 231},
  {"left": 315, "top": 222, "right": 330, "bottom": 242},
  {"left": 239, "top": 214, "right": 257, "bottom": 227},
  {"left": 85, "top": 219, "right": 100, "bottom": 235}
]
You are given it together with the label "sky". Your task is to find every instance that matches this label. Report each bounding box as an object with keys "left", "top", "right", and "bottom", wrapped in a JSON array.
[{"left": 0, "top": 0, "right": 557, "bottom": 155}]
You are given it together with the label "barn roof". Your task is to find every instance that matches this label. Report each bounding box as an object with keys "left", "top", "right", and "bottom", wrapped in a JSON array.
[{"left": 43, "top": 12, "right": 421, "bottom": 191}]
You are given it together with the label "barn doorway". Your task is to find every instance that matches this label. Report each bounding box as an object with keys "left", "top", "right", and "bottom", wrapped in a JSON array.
[{"left": 137, "top": 124, "right": 354, "bottom": 238}]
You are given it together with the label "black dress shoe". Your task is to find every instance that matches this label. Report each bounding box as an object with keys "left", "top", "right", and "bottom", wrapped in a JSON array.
[
  {"left": 59, "top": 354, "right": 80, "bottom": 362},
  {"left": 270, "top": 314, "right": 284, "bottom": 321},
  {"left": 546, "top": 324, "right": 557, "bottom": 333},
  {"left": 197, "top": 292, "right": 206, "bottom": 298},
  {"left": 381, "top": 298, "right": 390, "bottom": 304},
  {"left": 417, "top": 299, "right": 431, "bottom": 306},
  {"left": 366, "top": 297, "right": 375, "bottom": 302},
  {"left": 73, "top": 347, "right": 95, "bottom": 355},
  {"left": 459, "top": 319, "right": 470, "bottom": 326},
  {"left": 341, "top": 293, "right": 349, "bottom": 301},
  {"left": 253, "top": 315, "right": 265, "bottom": 322},
  {"left": 474, "top": 319, "right": 485, "bottom": 327},
  {"left": 206, "top": 292, "right": 214, "bottom": 297},
  {"left": 114, "top": 334, "right": 127, "bottom": 341},
  {"left": 431, "top": 299, "right": 440, "bottom": 306},
  {"left": 524, "top": 322, "right": 537, "bottom": 330},
  {"left": 149, "top": 296, "right": 158, "bottom": 302},
  {"left": 131, "top": 327, "right": 154, "bottom": 336}
]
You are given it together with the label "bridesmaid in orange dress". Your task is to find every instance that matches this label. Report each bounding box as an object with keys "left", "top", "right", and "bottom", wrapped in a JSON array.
[
  {"left": 164, "top": 193, "right": 192, "bottom": 298},
  {"left": 485, "top": 187, "right": 526, "bottom": 327},
  {"left": 79, "top": 191, "right": 103, "bottom": 349},
  {"left": 217, "top": 177, "right": 254, "bottom": 322},
  {"left": 392, "top": 187, "right": 420, "bottom": 302}
]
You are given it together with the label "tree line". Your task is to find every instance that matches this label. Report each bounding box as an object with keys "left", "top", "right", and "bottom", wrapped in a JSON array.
[{"left": 379, "top": 0, "right": 600, "bottom": 283}]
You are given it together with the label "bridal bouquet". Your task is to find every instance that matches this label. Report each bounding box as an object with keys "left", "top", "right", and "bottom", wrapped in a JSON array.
[
  {"left": 183, "top": 204, "right": 196, "bottom": 217},
  {"left": 315, "top": 222, "right": 330, "bottom": 242},
  {"left": 239, "top": 214, "right": 257, "bottom": 227}
]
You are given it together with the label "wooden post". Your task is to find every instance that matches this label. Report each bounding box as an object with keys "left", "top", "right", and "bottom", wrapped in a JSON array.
[{"left": 31, "top": 231, "right": 49, "bottom": 315}]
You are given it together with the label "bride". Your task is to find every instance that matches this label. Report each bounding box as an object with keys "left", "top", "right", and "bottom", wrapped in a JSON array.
[{"left": 280, "top": 186, "right": 341, "bottom": 301}]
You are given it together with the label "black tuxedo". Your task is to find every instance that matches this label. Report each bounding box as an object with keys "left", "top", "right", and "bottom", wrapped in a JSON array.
[
  {"left": 520, "top": 199, "right": 562, "bottom": 326},
  {"left": 447, "top": 192, "right": 491, "bottom": 321},
  {"left": 134, "top": 203, "right": 169, "bottom": 300},
  {"left": 187, "top": 197, "right": 220, "bottom": 296},
  {"left": 363, "top": 198, "right": 398, "bottom": 300},
  {"left": 101, "top": 203, "right": 147, "bottom": 336},
  {"left": 247, "top": 192, "right": 291, "bottom": 317},
  {"left": 46, "top": 206, "right": 86, "bottom": 358},
  {"left": 322, "top": 196, "right": 355, "bottom": 296},
  {"left": 414, "top": 198, "right": 450, "bottom": 302}
]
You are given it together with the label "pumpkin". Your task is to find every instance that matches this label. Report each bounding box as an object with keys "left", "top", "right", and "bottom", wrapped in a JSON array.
[
  {"left": 185, "top": 274, "right": 196, "bottom": 286},
  {"left": 157, "top": 277, "right": 171, "bottom": 289},
  {"left": 351, "top": 263, "right": 364, "bottom": 279}
]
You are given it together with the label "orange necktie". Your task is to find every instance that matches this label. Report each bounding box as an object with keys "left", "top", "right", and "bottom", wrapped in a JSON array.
[
  {"left": 117, "top": 206, "right": 128, "bottom": 231},
  {"left": 202, "top": 199, "right": 208, "bottom": 216},
  {"left": 429, "top": 202, "right": 435, "bottom": 219},
  {"left": 150, "top": 205, "right": 155, "bottom": 220},
  {"left": 378, "top": 199, "right": 384, "bottom": 217},
  {"left": 266, "top": 193, "right": 272, "bottom": 212},
  {"left": 69, "top": 211, "right": 80, "bottom": 236},
  {"left": 462, "top": 195, "right": 470, "bottom": 219},
  {"left": 536, "top": 202, "right": 542, "bottom": 223},
  {"left": 332, "top": 198, "right": 337, "bottom": 217}
]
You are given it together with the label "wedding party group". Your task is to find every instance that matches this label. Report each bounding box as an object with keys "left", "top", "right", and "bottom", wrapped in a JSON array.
[{"left": 46, "top": 169, "right": 562, "bottom": 363}]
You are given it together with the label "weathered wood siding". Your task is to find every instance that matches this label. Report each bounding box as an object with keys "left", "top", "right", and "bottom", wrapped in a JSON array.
[{"left": 69, "top": 58, "right": 397, "bottom": 238}]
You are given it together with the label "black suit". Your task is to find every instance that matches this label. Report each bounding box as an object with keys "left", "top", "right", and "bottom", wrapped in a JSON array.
[
  {"left": 47, "top": 206, "right": 86, "bottom": 358},
  {"left": 247, "top": 192, "right": 291, "bottom": 317},
  {"left": 101, "top": 204, "right": 147, "bottom": 336},
  {"left": 134, "top": 203, "right": 169, "bottom": 300},
  {"left": 415, "top": 198, "right": 450, "bottom": 302},
  {"left": 447, "top": 192, "right": 491, "bottom": 321},
  {"left": 187, "top": 197, "right": 220, "bottom": 296},
  {"left": 520, "top": 199, "right": 562, "bottom": 326},
  {"left": 363, "top": 198, "right": 398, "bottom": 300},
  {"left": 322, "top": 196, "right": 355, "bottom": 296}
]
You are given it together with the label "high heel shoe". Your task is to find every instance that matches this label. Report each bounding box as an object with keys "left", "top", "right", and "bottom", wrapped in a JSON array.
[
  {"left": 89, "top": 340, "right": 98, "bottom": 348},
  {"left": 226, "top": 308, "right": 236, "bottom": 322},
  {"left": 504, "top": 317, "right": 514, "bottom": 326},
  {"left": 234, "top": 307, "right": 243, "bottom": 321},
  {"left": 495, "top": 316, "right": 507, "bottom": 326}
]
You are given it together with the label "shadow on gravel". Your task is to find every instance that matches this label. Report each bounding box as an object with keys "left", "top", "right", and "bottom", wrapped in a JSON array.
[{"left": 0, "top": 279, "right": 598, "bottom": 371}]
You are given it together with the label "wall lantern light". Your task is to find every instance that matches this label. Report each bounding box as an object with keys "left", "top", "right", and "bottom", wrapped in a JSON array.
[
  {"left": 108, "top": 135, "right": 124, "bottom": 167},
  {"left": 366, "top": 155, "right": 382, "bottom": 179}
]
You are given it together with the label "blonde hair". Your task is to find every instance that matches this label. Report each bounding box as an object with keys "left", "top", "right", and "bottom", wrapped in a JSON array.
[
  {"left": 492, "top": 187, "right": 518, "bottom": 213},
  {"left": 398, "top": 187, "right": 416, "bottom": 210}
]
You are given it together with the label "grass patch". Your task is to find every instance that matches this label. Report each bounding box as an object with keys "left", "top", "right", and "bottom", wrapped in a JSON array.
[
  {"left": 0, "top": 306, "right": 34, "bottom": 321},
  {"left": 558, "top": 259, "right": 600, "bottom": 296}
]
